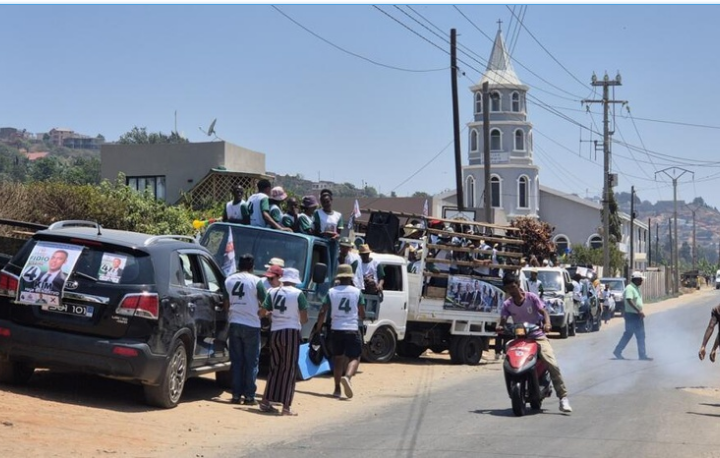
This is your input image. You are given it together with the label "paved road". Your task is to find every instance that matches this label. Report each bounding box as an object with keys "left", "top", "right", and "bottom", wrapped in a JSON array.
[{"left": 224, "top": 291, "right": 720, "bottom": 458}]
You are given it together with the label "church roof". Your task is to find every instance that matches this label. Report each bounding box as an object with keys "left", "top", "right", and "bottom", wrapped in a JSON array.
[{"left": 479, "top": 29, "right": 522, "bottom": 87}]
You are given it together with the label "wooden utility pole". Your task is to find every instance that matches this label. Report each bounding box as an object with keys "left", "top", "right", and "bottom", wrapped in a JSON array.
[
  {"left": 482, "top": 81, "right": 491, "bottom": 223},
  {"left": 647, "top": 217, "right": 652, "bottom": 266},
  {"left": 655, "top": 167, "right": 693, "bottom": 294},
  {"left": 629, "top": 186, "right": 635, "bottom": 273},
  {"left": 582, "top": 73, "right": 625, "bottom": 277},
  {"left": 450, "top": 29, "right": 464, "bottom": 212}
]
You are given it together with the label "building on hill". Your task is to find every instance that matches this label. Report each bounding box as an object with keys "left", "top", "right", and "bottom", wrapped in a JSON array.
[
  {"left": 101, "top": 141, "right": 269, "bottom": 206},
  {"left": 434, "top": 25, "right": 648, "bottom": 272},
  {"left": 49, "top": 128, "right": 74, "bottom": 146}
]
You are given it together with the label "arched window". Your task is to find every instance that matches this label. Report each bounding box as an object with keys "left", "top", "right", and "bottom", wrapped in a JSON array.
[
  {"left": 490, "top": 129, "right": 501, "bottom": 151},
  {"left": 554, "top": 235, "right": 569, "bottom": 256},
  {"left": 588, "top": 234, "right": 603, "bottom": 250},
  {"left": 490, "top": 175, "right": 501, "bottom": 208},
  {"left": 511, "top": 92, "right": 520, "bottom": 112},
  {"left": 518, "top": 175, "right": 529, "bottom": 208},
  {"left": 491, "top": 91, "right": 501, "bottom": 112},
  {"left": 514, "top": 129, "right": 525, "bottom": 151},
  {"left": 465, "top": 175, "right": 476, "bottom": 208},
  {"left": 470, "top": 129, "right": 478, "bottom": 152},
  {"left": 475, "top": 92, "right": 482, "bottom": 114}
]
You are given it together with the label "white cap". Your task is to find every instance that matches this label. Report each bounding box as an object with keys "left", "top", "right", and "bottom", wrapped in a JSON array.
[
  {"left": 264, "top": 257, "right": 285, "bottom": 268},
  {"left": 631, "top": 271, "right": 645, "bottom": 280},
  {"left": 280, "top": 267, "right": 302, "bottom": 285}
]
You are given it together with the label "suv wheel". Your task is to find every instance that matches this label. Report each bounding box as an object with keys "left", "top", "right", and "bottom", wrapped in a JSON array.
[
  {"left": 0, "top": 361, "right": 34, "bottom": 385},
  {"left": 144, "top": 340, "right": 188, "bottom": 408}
]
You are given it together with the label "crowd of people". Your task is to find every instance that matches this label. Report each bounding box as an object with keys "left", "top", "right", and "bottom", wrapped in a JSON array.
[{"left": 222, "top": 180, "right": 344, "bottom": 239}]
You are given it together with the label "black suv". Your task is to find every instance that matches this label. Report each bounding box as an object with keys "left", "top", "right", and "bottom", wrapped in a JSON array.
[{"left": 0, "top": 220, "right": 231, "bottom": 408}]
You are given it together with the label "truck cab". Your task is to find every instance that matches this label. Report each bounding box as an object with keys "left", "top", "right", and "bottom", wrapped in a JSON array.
[{"left": 200, "top": 222, "right": 334, "bottom": 340}]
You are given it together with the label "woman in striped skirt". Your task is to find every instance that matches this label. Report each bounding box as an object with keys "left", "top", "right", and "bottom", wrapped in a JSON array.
[{"left": 259, "top": 267, "right": 308, "bottom": 416}]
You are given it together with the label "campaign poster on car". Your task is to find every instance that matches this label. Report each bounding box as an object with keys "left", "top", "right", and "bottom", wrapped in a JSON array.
[
  {"left": 98, "top": 254, "right": 128, "bottom": 284},
  {"left": 444, "top": 275, "right": 503, "bottom": 313},
  {"left": 18, "top": 241, "right": 83, "bottom": 306}
]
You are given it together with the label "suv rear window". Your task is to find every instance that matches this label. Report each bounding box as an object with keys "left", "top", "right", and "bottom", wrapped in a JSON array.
[{"left": 11, "top": 238, "right": 154, "bottom": 285}]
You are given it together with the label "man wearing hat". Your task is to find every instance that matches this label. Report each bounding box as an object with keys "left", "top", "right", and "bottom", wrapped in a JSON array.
[
  {"left": 358, "top": 244, "right": 385, "bottom": 295},
  {"left": 613, "top": 271, "right": 652, "bottom": 361},
  {"left": 297, "top": 195, "right": 319, "bottom": 235},
  {"left": 261, "top": 259, "right": 284, "bottom": 291},
  {"left": 315, "top": 264, "right": 366, "bottom": 399},
  {"left": 338, "top": 237, "right": 363, "bottom": 289},
  {"left": 527, "top": 268, "right": 544, "bottom": 297}
]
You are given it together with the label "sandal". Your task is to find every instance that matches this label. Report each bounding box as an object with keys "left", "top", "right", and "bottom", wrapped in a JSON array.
[
  {"left": 281, "top": 408, "right": 298, "bottom": 416},
  {"left": 259, "top": 402, "right": 278, "bottom": 414}
]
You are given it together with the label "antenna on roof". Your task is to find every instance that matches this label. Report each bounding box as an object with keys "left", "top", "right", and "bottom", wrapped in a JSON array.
[{"left": 199, "top": 118, "right": 223, "bottom": 141}]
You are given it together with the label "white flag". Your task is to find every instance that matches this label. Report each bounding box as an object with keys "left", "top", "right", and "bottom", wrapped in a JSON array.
[
  {"left": 422, "top": 199, "right": 429, "bottom": 217},
  {"left": 222, "top": 227, "right": 236, "bottom": 276},
  {"left": 353, "top": 199, "right": 362, "bottom": 219}
]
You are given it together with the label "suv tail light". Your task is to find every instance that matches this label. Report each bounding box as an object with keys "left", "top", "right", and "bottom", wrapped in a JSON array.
[
  {"left": 0, "top": 272, "right": 19, "bottom": 298},
  {"left": 116, "top": 293, "right": 159, "bottom": 320}
]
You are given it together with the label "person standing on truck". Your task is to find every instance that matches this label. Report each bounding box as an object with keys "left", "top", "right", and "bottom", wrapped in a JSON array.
[
  {"left": 224, "top": 254, "right": 266, "bottom": 405},
  {"left": 247, "top": 179, "right": 285, "bottom": 231},
  {"left": 258, "top": 267, "right": 308, "bottom": 416},
  {"left": 222, "top": 184, "right": 248, "bottom": 224},
  {"left": 281, "top": 197, "right": 300, "bottom": 231},
  {"left": 358, "top": 244, "right": 385, "bottom": 295},
  {"left": 297, "top": 195, "right": 319, "bottom": 235},
  {"left": 313, "top": 190, "right": 344, "bottom": 240},
  {"left": 314, "top": 264, "right": 366, "bottom": 399},
  {"left": 338, "top": 237, "right": 364, "bottom": 289},
  {"left": 499, "top": 274, "right": 573, "bottom": 413}
]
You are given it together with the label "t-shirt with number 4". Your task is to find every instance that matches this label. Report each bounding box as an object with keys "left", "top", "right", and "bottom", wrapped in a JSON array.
[
  {"left": 324, "top": 285, "right": 365, "bottom": 331},
  {"left": 262, "top": 286, "right": 308, "bottom": 331},
  {"left": 224, "top": 272, "right": 267, "bottom": 327}
]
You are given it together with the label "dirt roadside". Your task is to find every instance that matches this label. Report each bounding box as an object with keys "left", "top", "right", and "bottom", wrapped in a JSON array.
[{"left": 0, "top": 287, "right": 715, "bottom": 457}]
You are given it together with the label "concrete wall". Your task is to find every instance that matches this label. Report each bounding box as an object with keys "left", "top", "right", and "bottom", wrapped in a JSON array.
[
  {"left": 539, "top": 189, "right": 601, "bottom": 246},
  {"left": 101, "top": 141, "right": 265, "bottom": 203}
]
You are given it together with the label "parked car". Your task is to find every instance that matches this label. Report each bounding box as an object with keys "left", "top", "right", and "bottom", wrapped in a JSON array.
[
  {"left": 601, "top": 277, "right": 626, "bottom": 315},
  {"left": 522, "top": 267, "right": 576, "bottom": 339},
  {"left": 0, "top": 220, "right": 231, "bottom": 408}
]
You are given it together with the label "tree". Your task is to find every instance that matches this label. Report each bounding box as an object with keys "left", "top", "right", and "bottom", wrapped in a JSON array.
[
  {"left": 509, "top": 216, "right": 555, "bottom": 262},
  {"left": 117, "top": 126, "right": 188, "bottom": 144},
  {"left": 679, "top": 241, "right": 692, "bottom": 265},
  {"left": 412, "top": 191, "right": 431, "bottom": 198},
  {"left": 568, "top": 244, "right": 625, "bottom": 276}
]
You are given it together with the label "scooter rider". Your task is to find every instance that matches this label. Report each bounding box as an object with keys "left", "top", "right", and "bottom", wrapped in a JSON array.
[{"left": 498, "top": 273, "right": 573, "bottom": 413}]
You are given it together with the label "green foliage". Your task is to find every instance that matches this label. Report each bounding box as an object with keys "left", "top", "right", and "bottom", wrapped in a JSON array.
[
  {"left": 0, "top": 175, "right": 194, "bottom": 236},
  {"left": 509, "top": 216, "right": 555, "bottom": 261},
  {"left": 118, "top": 126, "right": 188, "bottom": 144},
  {"left": 568, "top": 244, "right": 625, "bottom": 276}
]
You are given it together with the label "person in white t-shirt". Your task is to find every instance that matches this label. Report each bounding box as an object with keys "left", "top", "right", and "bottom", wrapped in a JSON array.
[
  {"left": 313, "top": 191, "right": 344, "bottom": 240},
  {"left": 222, "top": 185, "right": 247, "bottom": 224},
  {"left": 338, "top": 237, "right": 364, "bottom": 289},
  {"left": 315, "top": 264, "right": 366, "bottom": 399},
  {"left": 258, "top": 267, "right": 308, "bottom": 416},
  {"left": 223, "top": 254, "right": 267, "bottom": 405}
]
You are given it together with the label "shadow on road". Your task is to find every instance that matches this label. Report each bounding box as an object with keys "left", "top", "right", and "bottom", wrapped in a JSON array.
[
  {"left": 1, "top": 369, "right": 226, "bottom": 412},
  {"left": 687, "top": 411, "right": 720, "bottom": 418}
]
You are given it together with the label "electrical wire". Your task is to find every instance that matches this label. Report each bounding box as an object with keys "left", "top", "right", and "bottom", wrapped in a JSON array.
[{"left": 271, "top": 5, "right": 447, "bottom": 73}]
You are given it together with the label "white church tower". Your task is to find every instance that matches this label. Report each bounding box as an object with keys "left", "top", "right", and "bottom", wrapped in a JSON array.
[{"left": 463, "top": 26, "right": 539, "bottom": 220}]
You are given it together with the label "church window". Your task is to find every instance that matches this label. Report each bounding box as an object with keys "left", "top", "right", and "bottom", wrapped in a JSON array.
[
  {"left": 491, "top": 175, "right": 501, "bottom": 208},
  {"left": 490, "top": 129, "right": 501, "bottom": 151},
  {"left": 518, "top": 175, "right": 529, "bottom": 209},
  {"left": 475, "top": 92, "right": 482, "bottom": 114},
  {"left": 514, "top": 129, "right": 525, "bottom": 151},
  {"left": 471, "top": 129, "right": 478, "bottom": 151},
  {"left": 491, "top": 91, "right": 501, "bottom": 112}
]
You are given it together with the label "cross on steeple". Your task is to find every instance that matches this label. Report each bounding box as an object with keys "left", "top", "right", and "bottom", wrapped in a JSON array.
[{"left": 497, "top": 19, "right": 502, "bottom": 31}]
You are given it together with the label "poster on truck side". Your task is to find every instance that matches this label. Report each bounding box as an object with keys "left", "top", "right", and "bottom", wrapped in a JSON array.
[
  {"left": 444, "top": 275, "right": 503, "bottom": 313},
  {"left": 17, "top": 241, "right": 83, "bottom": 306}
]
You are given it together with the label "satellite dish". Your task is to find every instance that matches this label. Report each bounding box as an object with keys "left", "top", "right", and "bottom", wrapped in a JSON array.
[{"left": 198, "top": 118, "right": 222, "bottom": 141}]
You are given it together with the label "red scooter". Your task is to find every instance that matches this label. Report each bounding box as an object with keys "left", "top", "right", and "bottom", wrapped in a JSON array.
[{"left": 501, "top": 322, "right": 553, "bottom": 416}]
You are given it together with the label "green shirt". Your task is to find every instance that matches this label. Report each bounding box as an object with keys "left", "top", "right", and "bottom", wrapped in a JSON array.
[{"left": 623, "top": 283, "right": 643, "bottom": 314}]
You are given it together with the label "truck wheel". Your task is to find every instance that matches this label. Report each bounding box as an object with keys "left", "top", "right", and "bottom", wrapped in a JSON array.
[
  {"left": 361, "top": 326, "right": 396, "bottom": 363},
  {"left": 454, "top": 336, "right": 483, "bottom": 365},
  {"left": 449, "top": 337, "right": 463, "bottom": 364},
  {"left": 396, "top": 341, "right": 426, "bottom": 358},
  {"left": 144, "top": 340, "right": 188, "bottom": 408},
  {"left": 0, "top": 361, "right": 34, "bottom": 385}
]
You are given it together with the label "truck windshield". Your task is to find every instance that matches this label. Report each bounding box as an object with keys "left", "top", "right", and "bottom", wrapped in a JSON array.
[
  {"left": 524, "top": 270, "right": 563, "bottom": 291},
  {"left": 604, "top": 280, "right": 625, "bottom": 291},
  {"left": 201, "top": 224, "right": 309, "bottom": 280}
]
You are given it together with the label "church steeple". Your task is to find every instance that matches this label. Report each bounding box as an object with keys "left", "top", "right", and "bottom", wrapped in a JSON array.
[{"left": 479, "top": 28, "right": 522, "bottom": 87}]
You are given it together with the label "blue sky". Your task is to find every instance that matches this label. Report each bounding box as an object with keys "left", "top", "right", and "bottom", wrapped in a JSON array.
[{"left": 2, "top": 4, "right": 720, "bottom": 209}]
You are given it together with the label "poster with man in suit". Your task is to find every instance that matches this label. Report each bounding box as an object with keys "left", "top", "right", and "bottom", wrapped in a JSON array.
[
  {"left": 18, "top": 241, "right": 82, "bottom": 306},
  {"left": 98, "top": 254, "right": 127, "bottom": 283}
]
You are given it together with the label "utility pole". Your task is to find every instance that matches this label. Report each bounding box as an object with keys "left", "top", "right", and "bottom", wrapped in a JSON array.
[
  {"left": 655, "top": 167, "right": 693, "bottom": 294},
  {"left": 655, "top": 222, "right": 659, "bottom": 268},
  {"left": 450, "top": 29, "right": 464, "bottom": 212},
  {"left": 669, "top": 218, "right": 673, "bottom": 293},
  {"left": 647, "top": 218, "right": 652, "bottom": 267},
  {"left": 483, "top": 81, "right": 492, "bottom": 224},
  {"left": 583, "top": 72, "right": 625, "bottom": 277},
  {"left": 630, "top": 185, "right": 635, "bottom": 273},
  {"left": 686, "top": 202, "right": 701, "bottom": 272}
]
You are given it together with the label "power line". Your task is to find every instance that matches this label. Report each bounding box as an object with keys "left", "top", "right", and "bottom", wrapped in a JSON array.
[{"left": 271, "top": 5, "right": 447, "bottom": 73}]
